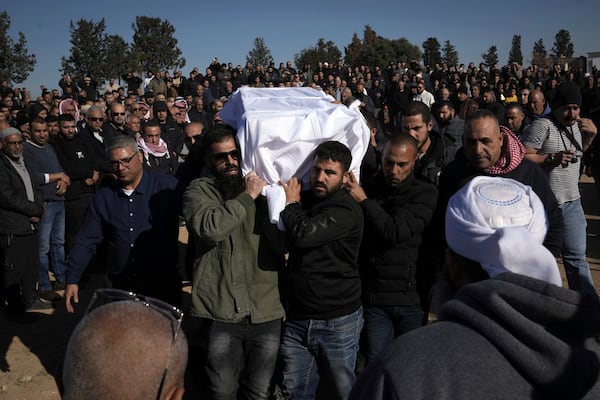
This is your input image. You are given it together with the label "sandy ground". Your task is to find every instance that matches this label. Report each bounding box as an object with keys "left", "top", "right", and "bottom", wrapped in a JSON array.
[{"left": 1, "top": 177, "right": 599, "bottom": 400}]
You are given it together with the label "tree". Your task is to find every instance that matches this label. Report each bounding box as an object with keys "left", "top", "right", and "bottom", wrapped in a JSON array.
[
  {"left": 508, "top": 35, "right": 523, "bottom": 65},
  {"left": 531, "top": 38, "right": 548, "bottom": 67},
  {"left": 246, "top": 37, "right": 273, "bottom": 68},
  {"left": 131, "top": 16, "right": 185, "bottom": 74},
  {"left": 104, "top": 35, "right": 132, "bottom": 83},
  {"left": 61, "top": 18, "right": 107, "bottom": 81},
  {"left": 344, "top": 33, "right": 364, "bottom": 67},
  {"left": 0, "top": 11, "right": 36, "bottom": 84},
  {"left": 551, "top": 29, "right": 574, "bottom": 59},
  {"left": 441, "top": 40, "right": 459, "bottom": 67},
  {"left": 294, "top": 38, "right": 342, "bottom": 71},
  {"left": 343, "top": 25, "right": 420, "bottom": 67},
  {"left": 422, "top": 37, "right": 441, "bottom": 68},
  {"left": 481, "top": 45, "right": 499, "bottom": 66}
]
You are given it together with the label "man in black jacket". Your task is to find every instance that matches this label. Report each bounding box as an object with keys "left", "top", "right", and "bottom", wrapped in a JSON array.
[
  {"left": 0, "top": 127, "right": 47, "bottom": 320},
  {"left": 279, "top": 141, "right": 364, "bottom": 400},
  {"left": 346, "top": 133, "right": 438, "bottom": 363}
]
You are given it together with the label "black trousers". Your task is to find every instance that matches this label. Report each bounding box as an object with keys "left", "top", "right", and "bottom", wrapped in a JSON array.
[{"left": 0, "top": 232, "right": 39, "bottom": 312}]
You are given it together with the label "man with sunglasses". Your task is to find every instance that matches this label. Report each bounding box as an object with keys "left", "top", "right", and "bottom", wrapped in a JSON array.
[
  {"left": 183, "top": 125, "right": 285, "bottom": 400},
  {"left": 65, "top": 135, "right": 181, "bottom": 312}
]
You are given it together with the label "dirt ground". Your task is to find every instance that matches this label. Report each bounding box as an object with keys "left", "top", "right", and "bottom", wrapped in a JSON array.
[{"left": 1, "top": 177, "right": 599, "bottom": 400}]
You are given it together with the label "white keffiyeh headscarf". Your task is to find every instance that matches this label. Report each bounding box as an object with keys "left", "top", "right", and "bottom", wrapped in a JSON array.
[{"left": 445, "top": 176, "right": 562, "bottom": 286}]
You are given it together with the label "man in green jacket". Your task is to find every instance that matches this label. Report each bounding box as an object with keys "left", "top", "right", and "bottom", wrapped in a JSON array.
[{"left": 183, "top": 125, "right": 285, "bottom": 400}]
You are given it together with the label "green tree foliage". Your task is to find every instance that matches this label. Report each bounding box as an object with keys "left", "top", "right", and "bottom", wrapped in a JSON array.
[
  {"left": 343, "top": 25, "right": 420, "bottom": 67},
  {"left": 531, "top": 38, "right": 548, "bottom": 67},
  {"left": 422, "top": 37, "right": 441, "bottom": 68},
  {"left": 132, "top": 16, "right": 185, "bottom": 74},
  {"left": 481, "top": 45, "right": 499, "bottom": 66},
  {"left": 551, "top": 29, "right": 574, "bottom": 58},
  {"left": 0, "top": 11, "right": 36, "bottom": 84},
  {"left": 294, "top": 38, "right": 342, "bottom": 70},
  {"left": 104, "top": 35, "right": 131, "bottom": 82},
  {"left": 61, "top": 18, "right": 107, "bottom": 81},
  {"left": 508, "top": 35, "right": 523, "bottom": 65},
  {"left": 246, "top": 37, "right": 274, "bottom": 68},
  {"left": 344, "top": 33, "right": 363, "bottom": 67},
  {"left": 442, "top": 40, "right": 459, "bottom": 67}
]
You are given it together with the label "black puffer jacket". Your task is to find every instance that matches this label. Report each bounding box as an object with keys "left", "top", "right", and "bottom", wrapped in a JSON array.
[{"left": 359, "top": 172, "right": 438, "bottom": 307}]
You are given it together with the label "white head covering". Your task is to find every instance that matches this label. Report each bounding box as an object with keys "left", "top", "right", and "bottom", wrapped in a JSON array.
[{"left": 446, "top": 176, "right": 562, "bottom": 286}]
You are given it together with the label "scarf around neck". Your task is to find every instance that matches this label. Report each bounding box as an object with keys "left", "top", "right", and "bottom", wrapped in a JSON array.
[{"left": 484, "top": 126, "right": 525, "bottom": 175}]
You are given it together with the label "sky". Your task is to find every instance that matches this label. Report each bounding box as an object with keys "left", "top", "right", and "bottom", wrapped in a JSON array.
[{"left": 4, "top": 0, "right": 600, "bottom": 95}]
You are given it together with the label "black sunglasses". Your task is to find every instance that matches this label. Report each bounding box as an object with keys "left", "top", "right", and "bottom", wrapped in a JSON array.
[{"left": 212, "top": 149, "right": 241, "bottom": 163}]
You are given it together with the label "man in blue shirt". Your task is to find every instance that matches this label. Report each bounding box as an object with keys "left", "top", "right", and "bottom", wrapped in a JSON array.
[{"left": 65, "top": 135, "right": 181, "bottom": 312}]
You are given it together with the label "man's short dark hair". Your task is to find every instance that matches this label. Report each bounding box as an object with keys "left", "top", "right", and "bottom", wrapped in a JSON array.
[
  {"left": 313, "top": 141, "right": 352, "bottom": 172},
  {"left": 404, "top": 101, "right": 432, "bottom": 124},
  {"left": 387, "top": 133, "right": 419, "bottom": 154},
  {"left": 202, "top": 125, "right": 238, "bottom": 155},
  {"left": 505, "top": 103, "right": 524, "bottom": 114},
  {"left": 45, "top": 115, "right": 58, "bottom": 123},
  {"left": 58, "top": 114, "right": 75, "bottom": 123},
  {"left": 439, "top": 100, "right": 454, "bottom": 110},
  {"left": 464, "top": 109, "right": 499, "bottom": 134}
]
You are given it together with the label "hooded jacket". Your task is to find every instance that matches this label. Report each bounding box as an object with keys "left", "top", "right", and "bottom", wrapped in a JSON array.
[{"left": 350, "top": 273, "right": 600, "bottom": 400}]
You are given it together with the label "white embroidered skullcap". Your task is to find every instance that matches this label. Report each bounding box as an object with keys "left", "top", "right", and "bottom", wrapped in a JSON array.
[{"left": 446, "top": 176, "right": 562, "bottom": 286}]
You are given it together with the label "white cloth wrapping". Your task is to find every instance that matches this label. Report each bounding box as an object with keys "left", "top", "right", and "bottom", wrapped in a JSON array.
[
  {"left": 445, "top": 176, "right": 562, "bottom": 286},
  {"left": 219, "top": 87, "right": 371, "bottom": 228}
]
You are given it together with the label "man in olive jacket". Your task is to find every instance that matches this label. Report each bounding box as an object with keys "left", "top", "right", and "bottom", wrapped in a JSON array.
[{"left": 183, "top": 125, "right": 285, "bottom": 400}]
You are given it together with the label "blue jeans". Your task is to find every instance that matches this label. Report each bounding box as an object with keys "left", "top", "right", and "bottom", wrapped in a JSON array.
[
  {"left": 204, "top": 318, "right": 281, "bottom": 400},
  {"left": 560, "top": 199, "right": 595, "bottom": 292},
  {"left": 37, "top": 201, "right": 67, "bottom": 291},
  {"left": 363, "top": 305, "right": 424, "bottom": 363},
  {"left": 280, "top": 307, "right": 363, "bottom": 400}
]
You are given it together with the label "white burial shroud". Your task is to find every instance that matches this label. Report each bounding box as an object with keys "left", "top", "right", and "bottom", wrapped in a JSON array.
[{"left": 219, "top": 87, "right": 371, "bottom": 229}]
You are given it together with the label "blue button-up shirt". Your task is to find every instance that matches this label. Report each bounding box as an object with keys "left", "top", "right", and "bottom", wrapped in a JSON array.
[{"left": 66, "top": 170, "right": 179, "bottom": 284}]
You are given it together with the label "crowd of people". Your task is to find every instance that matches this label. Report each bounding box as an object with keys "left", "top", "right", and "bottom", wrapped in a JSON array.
[{"left": 1, "top": 56, "right": 600, "bottom": 399}]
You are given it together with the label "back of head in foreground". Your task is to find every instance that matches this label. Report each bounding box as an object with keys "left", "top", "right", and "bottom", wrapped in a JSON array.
[
  {"left": 349, "top": 176, "right": 600, "bottom": 400},
  {"left": 62, "top": 300, "right": 188, "bottom": 400}
]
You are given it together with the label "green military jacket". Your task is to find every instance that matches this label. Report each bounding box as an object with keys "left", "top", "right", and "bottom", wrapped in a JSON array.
[{"left": 183, "top": 177, "right": 285, "bottom": 323}]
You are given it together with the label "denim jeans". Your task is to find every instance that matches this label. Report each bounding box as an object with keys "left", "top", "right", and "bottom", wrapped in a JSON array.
[
  {"left": 280, "top": 307, "right": 363, "bottom": 400},
  {"left": 560, "top": 199, "right": 595, "bottom": 292},
  {"left": 37, "top": 201, "right": 67, "bottom": 291},
  {"left": 204, "top": 317, "right": 281, "bottom": 400},
  {"left": 363, "top": 305, "right": 424, "bottom": 363}
]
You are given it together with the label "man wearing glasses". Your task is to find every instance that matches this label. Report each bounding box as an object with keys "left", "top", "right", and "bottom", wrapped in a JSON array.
[
  {"left": 65, "top": 135, "right": 181, "bottom": 312},
  {"left": 62, "top": 289, "right": 188, "bottom": 400},
  {"left": 183, "top": 125, "right": 285, "bottom": 399},
  {"left": 0, "top": 127, "right": 47, "bottom": 321}
]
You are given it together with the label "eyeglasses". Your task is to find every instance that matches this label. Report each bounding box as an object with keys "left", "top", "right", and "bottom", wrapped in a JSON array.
[
  {"left": 112, "top": 112, "right": 126, "bottom": 116},
  {"left": 109, "top": 152, "right": 138, "bottom": 169},
  {"left": 212, "top": 149, "right": 241, "bottom": 163},
  {"left": 131, "top": 108, "right": 142, "bottom": 112},
  {"left": 89, "top": 117, "right": 104, "bottom": 122},
  {"left": 86, "top": 288, "right": 183, "bottom": 400},
  {"left": 5, "top": 140, "right": 24, "bottom": 146}
]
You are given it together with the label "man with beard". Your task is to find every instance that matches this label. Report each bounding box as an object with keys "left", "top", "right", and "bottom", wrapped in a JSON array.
[
  {"left": 279, "top": 141, "right": 364, "bottom": 400},
  {"left": 436, "top": 100, "right": 465, "bottom": 162},
  {"left": 522, "top": 81, "right": 598, "bottom": 293},
  {"left": 183, "top": 126, "right": 285, "bottom": 400},
  {"left": 65, "top": 135, "right": 181, "bottom": 312}
]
